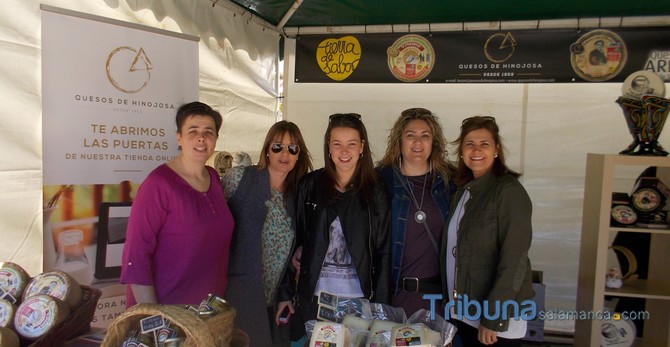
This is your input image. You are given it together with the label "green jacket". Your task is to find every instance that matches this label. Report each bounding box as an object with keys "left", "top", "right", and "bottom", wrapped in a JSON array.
[{"left": 441, "top": 170, "right": 534, "bottom": 332}]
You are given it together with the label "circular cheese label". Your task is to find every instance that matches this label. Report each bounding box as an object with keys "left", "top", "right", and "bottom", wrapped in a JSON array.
[
  {"left": 0, "top": 268, "right": 21, "bottom": 296},
  {"left": 621, "top": 70, "right": 665, "bottom": 100},
  {"left": 570, "top": 29, "right": 627, "bottom": 82},
  {"left": 611, "top": 205, "right": 637, "bottom": 224},
  {"left": 632, "top": 188, "right": 661, "bottom": 211},
  {"left": 24, "top": 272, "right": 68, "bottom": 301},
  {"left": 14, "top": 296, "right": 57, "bottom": 338},
  {"left": 387, "top": 34, "right": 435, "bottom": 82}
]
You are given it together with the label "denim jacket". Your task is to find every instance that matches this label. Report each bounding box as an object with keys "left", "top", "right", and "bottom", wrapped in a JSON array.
[{"left": 378, "top": 165, "right": 455, "bottom": 294}]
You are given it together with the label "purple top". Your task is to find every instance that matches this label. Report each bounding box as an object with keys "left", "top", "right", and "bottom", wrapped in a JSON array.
[{"left": 120, "top": 164, "right": 234, "bottom": 307}]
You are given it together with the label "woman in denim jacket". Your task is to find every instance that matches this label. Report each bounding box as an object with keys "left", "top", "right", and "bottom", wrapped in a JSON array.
[{"left": 377, "top": 107, "right": 456, "bottom": 316}]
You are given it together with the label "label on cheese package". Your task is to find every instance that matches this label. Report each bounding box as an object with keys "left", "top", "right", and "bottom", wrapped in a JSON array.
[
  {"left": 392, "top": 323, "right": 441, "bottom": 347},
  {"left": 309, "top": 321, "right": 350, "bottom": 347}
]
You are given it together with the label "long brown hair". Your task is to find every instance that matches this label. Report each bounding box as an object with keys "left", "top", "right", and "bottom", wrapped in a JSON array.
[
  {"left": 377, "top": 107, "right": 455, "bottom": 180},
  {"left": 451, "top": 115, "right": 520, "bottom": 186},
  {"left": 323, "top": 113, "right": 377, "bottom": 203},
  {"left": 257, "top": 121, "right": 313, "bottom": 198}
]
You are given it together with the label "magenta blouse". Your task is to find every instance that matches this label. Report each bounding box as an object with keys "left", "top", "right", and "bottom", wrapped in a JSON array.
[{"left": 120, "top": 164, "right": 234, "bottom": 307}]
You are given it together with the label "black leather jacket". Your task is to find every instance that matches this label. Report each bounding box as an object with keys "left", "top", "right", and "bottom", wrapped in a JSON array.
[{"left": 292, "top": 169, "right": 391, "bottom": 309}]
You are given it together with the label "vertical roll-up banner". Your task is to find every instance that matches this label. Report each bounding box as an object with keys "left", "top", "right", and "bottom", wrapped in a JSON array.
[{"left": 41, "top": 6, "right": 198, "bottom": 327}]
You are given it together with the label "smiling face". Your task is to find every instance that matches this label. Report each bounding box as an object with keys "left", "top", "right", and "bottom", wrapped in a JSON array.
[
  {"left": 401, "top": 119, "right": 433, "bottom": 170},
  {"left": 462, "top": 128, "right": 498, "bottom": 179},
  {"left": 267, "top": 131, "right": 299, "bottom": 176},
  {"left": 328, "top": 126, "right": 364, "bottom": 177},
  {"left": 176, "top": 114, "right": 218, "bottom": 164}
]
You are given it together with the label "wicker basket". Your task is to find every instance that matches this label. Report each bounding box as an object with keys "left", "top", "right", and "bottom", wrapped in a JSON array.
[
  {"left": 101, "top": 303, "right": 236, "bottom": 347},
  {"left": 21, "top": 285, "right": 101, "bottom": 347}
]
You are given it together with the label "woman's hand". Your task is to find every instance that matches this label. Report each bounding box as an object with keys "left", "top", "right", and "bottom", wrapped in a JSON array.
[
  {"left": 274, "top": 300, "right": 294, "bottom": 325},
  {"left": 130, "top": 284, "right": 158, "bottom": 304},
  {"left": 478, "top": 325, "right": 498, "bottom": 345},
  {"left": 292, "top": 246, "right": 302, "bottom": 273}
]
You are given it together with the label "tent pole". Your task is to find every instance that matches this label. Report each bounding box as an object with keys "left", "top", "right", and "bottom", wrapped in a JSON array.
[{"left": 277, "top": 0, "right": 304, "bottom": 32}]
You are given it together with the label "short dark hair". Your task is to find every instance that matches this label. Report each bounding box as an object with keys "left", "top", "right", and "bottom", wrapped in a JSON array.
[{"left": 175, "top": 101, "right": 223, "bottom": 135}]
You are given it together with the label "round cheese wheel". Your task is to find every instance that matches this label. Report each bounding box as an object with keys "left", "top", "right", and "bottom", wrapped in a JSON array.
[
  {"left": 22, "top": 270, "right": 82, "bottom": 310},
  {"left": 0, "top": 326, "right": 20, "bottom": 347},
  {"left": 13, "top": 294, "right": 70, "bottom": 340},
  {"left": 0, "top": 262, "right": 31, "bottom": 298},
  {"left": 0, "top": 299, "right": 16, "bottom": 328}
]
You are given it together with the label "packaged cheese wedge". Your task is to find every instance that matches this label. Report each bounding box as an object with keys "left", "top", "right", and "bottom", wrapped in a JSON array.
[
  {"left": 391, "top": 323, "right": 441, "bottom": 347},
  {"left": 0, "top": 326, "right": 20, "bottom": 347},
  {"left": 309, "top": 321, "right": 351, "bottom": 347},
  {"left": 0, "top": 299, "right": 16, "bottom": 329},
  {"left": 0, "top": 262, "right": 31, "bottom": 299},
  {"left": 14, "top": 294, "right": 70, "bottom": 340},
  {"left": 22, "top": 270, "right": 82, "bottom": 310}
]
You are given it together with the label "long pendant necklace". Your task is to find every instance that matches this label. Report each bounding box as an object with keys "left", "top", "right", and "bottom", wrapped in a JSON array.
[{"left": 406, "top": 172, "right": 429, "bottom": 224}]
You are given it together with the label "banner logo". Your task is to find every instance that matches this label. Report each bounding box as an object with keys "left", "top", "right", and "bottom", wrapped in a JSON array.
[
  {"left": 570, "top": 29, "right": 627, "bottom": 82},
  {"left": 106, "top": 46, "right": 153, "bottom": 93},
  {"left": 646, "top": 50, "right": 670, "bottom": 82},
  {"left": 316, "top": 36, "right": 361, "bottom": 81},
  {"left": 484, "top": 32, "right": 517, "bottom": 63},
  {"left": 387, "top": 34, "right": 435, "bottom": 82}
]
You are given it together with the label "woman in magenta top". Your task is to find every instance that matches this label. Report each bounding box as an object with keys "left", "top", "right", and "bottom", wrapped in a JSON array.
[{"left": 120, "top": 101, "right": 234, "bottom": 307}]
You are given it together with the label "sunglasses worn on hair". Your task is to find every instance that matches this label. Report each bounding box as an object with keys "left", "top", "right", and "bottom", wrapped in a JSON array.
[
  {"left": 401, "top": 108, "right": 433, "bottom": 118},
  {"left": 462, "top": 115, "right": 496, "bottom": 125},
  {"left": 271, "top": 143, "right": 300, "bottom": 155},
  {"left": 329, "top": 113, "right": 362, "bottom": 122}
]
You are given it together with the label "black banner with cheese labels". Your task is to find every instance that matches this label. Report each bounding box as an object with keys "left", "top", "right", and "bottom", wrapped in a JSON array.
[{"left": 294, "top": 27, "right": 670, "bottom": 83}]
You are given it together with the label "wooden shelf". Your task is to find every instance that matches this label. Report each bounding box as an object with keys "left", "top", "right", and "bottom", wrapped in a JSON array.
[
  {"left": 609, "top": 226, "right": 670, "bottom": 234},
  {"left": 604, "top": 279, "right": 670, "bottom": 300},
  {"left": 574, "top": 153, "right": 670, "bottom": 347}
]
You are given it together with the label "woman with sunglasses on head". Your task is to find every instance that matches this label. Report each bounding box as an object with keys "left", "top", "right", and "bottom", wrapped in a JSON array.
[
  {"left": 377, "top": 108, "right": 456, "bottom": 317},
  {"left": 222, "top": 121, "right": 312, "bottom": 346},
  {"left": 290, "top": 113, "right": 391, "bottom": 341},
  {"left": 442, "top": 116, "right": 534, "bottom": 347}
]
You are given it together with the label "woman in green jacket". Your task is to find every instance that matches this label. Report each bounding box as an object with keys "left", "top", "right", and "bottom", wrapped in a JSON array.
[{"left": 442, "top": 116, "right": 534, "bottom": 347}]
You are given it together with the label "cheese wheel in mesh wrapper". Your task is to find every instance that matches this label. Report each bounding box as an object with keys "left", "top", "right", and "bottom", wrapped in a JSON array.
[
  {"left": 22, "top": 270, "right": 82, "bottom": 310},
  {"left": 0, "top": 299, "right": 16, "bottom": 328},
  {"left": 14, "top": 294, "right": 70, "bottom": 340},
  {"left": 0, "top": 262, "right": 31, "bottom": 299}
]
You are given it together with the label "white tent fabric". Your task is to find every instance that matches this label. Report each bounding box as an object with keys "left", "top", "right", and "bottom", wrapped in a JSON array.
[{"left": 0, "top": 0, "right": 279, "bottom": 275}]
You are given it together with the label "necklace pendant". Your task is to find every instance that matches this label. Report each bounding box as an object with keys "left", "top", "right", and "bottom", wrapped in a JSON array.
[{"left": 415, "top": 210, "right": 426, "bottom": 223}]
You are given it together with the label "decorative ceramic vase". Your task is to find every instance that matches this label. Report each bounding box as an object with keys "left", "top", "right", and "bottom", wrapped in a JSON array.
[{"left": 616, "top": 96, "right": 669, "bottom": 156}]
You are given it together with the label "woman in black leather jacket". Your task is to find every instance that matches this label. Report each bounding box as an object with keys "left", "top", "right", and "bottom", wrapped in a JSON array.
[{"left": 290, "top": 113, "right": 391, "bottom": 340}]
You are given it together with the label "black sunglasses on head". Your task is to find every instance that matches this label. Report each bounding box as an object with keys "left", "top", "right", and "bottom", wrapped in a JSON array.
[
  {"left": 461, "top": 115, "right": 496, "bottom": 126},
  {"left": 271, "top": 143, "right": 300, "bottom": 155},
  {"left": 329, "top": 113, "right": 362, "bottom": 122}
]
